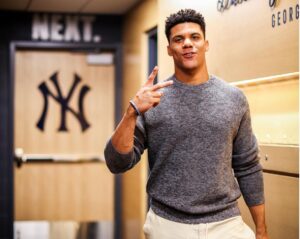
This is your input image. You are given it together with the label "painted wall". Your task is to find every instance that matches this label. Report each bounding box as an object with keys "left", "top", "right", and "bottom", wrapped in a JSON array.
[
  {"left": 241, "top": 75, "right": 298, "bottom": 145},
  {"left": 120, "top": 0, "right": 298, "bottom": 238},
  {"left": 158, "top": 0, "right": 299, "bottom": 81},
  {"left": 157, "top": 0, "right": 299, "bottom": 145},
  {"left": 122, "top": 1, "right": 157, "bottom": 239},
  {"left": 154, "top": 1, "right": 298, "bottom": 238}
]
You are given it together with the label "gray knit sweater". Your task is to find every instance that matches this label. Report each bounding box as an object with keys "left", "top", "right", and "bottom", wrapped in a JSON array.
[{"left": 104, "top": 74, "right": 264, "bottom": 224}]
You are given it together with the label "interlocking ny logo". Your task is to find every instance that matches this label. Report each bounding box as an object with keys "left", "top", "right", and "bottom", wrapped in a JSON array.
[{"left": 37, "top": 72, "right": 91, "bottom": 132}]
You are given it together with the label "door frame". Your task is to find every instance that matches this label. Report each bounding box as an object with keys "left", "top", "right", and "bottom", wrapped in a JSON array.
[
  {"left": 147, "top": 26, "right": 158, "bottom": 83},
  {"left": 9, "top": 41, "right": 123, "bottom": 239}
]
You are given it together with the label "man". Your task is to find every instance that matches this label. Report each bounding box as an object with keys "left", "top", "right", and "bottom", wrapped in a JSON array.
[{"left": 105, "top": 9, "right": 269, "bottom": 239}]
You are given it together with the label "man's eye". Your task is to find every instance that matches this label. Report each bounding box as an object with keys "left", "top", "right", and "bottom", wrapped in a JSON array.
[
  {"left": 192, "top": 36, "right": 200, "bottom": 40},
  {"left": 174, "top": 38, "right": 182, "bottom": 42}
]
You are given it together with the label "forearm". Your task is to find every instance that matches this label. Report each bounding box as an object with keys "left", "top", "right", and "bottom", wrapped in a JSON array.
[
  {"left": 249, "top": 203, "right": 268, "bottom": 237},
  {"left": 111, "top": 104, "right": 137, "bottom": 153}
]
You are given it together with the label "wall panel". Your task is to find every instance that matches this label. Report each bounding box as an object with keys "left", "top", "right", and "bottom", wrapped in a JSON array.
[
  {"left": 122, "top": 1, "right": 157, "bottom": 239},
  {"left": 158, "top": 0, "right": 299, "bottom": 82}
]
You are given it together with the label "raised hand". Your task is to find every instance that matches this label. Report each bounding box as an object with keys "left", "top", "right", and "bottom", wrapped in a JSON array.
[{"left": 131, "top": 66, "right": 173, "bottom": 114}]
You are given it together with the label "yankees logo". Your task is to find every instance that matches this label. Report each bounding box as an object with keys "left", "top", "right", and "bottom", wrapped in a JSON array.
[{"left": 37, "top": 72, "right": 91, "bottom": 132}]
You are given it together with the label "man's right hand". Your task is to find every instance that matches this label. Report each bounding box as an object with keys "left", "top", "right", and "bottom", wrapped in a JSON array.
[
  {"left": 131, "top": 66, "right": 173, "bottom": 114},
  {"left": 110, "top": 66, "right": 173, "bottom": 154}
]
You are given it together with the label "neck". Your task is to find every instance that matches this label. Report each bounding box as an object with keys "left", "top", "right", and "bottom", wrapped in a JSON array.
[{"left": 174, "top": 64, "right": 209, "bottom": 85}]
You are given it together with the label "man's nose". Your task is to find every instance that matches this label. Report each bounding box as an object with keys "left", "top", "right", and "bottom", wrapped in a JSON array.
[{"left": 183, "top": 38, "right": 193, "bottom": 48}]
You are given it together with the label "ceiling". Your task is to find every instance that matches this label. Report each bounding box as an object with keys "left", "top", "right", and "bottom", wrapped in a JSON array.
[{"left": 0, "top": 0, "right": 142, "bottom": 14}]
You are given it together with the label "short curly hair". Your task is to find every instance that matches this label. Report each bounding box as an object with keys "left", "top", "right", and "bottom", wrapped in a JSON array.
[{"left": 165, "top": 9, "right": 206, "bottom": 42}]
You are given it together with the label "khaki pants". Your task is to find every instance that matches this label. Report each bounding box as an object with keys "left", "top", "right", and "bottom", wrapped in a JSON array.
[{"left": 143, "top": 209, "right": 255, "bottom": 239}]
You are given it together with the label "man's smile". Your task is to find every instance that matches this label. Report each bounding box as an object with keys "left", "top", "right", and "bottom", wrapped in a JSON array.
[{"left": 182, "top": 52, "right": 196, "bottom": 59}]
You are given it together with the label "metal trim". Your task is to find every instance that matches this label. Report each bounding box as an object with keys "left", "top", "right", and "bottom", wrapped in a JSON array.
[
  {"left": 259, "top": 144, "right": 299, "bottom": 175},
  {"left": 231, "top": 72, "right": 299, "bottom": 87},
  {"left": 263, "top": 169, "right": 299, "bottom": 178}
]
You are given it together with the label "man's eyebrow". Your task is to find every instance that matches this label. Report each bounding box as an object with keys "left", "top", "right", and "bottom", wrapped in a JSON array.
[
  {"left": 172, "top": 31, "right": 201, "bottom": 38},
  {"left": 172, "top": 34, "right": 183, "bottom": 39}
]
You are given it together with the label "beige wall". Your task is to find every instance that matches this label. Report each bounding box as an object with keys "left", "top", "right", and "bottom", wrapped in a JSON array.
[
  {"left": 121, "top": 0, "right": 298, "bottom": 238},
  {"left": 238, "top": 74, "right": 299, "bottom": 145},
  {"left": 158, "top": 0, "right": 299, "bottom": 82},
  {"left": 122, "top": 1, "right": 157, "bottom": 239},
  {"left": 155, "top": 2, "right": 298, "bottom": 239},
  {"left": 157, "top": 0, "right": 299, "bottom": 145}
]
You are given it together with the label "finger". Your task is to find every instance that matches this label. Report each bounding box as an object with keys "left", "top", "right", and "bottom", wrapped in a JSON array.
[
  {"left": 151, "top": 97, "right": 161, "bottom": 104},
  {"left": 151, "top": 91, "right": 163, "bottom": 98},
  {"left": 152, "top": 97, "right": 161, "bottom": 107},
  {"left": 153, "top": 102, "right": 159, "bottom": 107},
  {"left": 144, "top": 66, "right": 159, "bottom": 86},
  {"left": 151, "top": 80, "right": 173, "bottom": 91}
]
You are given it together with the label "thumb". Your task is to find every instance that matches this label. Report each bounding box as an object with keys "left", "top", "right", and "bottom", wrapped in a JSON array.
[{"left": 144, "top": 66, "right": 158, "bottom": 86}]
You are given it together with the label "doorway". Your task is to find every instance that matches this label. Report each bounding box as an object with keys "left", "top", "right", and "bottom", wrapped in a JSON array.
[
  {"left": 146, "top": 27, "right": 157, "bottom": 210},
  {"left": 10, "top": 43, "right": 122, "bottom": 239},
  {"left": 147, "top": 27, "right": 158, "bottom": 83}
]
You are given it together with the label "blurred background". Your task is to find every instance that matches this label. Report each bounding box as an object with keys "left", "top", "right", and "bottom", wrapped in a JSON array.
[{"left": 0, "top": 0, "right": 298, "bottom": 239}]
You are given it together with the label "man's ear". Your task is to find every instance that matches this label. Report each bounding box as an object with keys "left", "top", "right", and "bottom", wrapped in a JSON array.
[
  {"left": 167, "top": 45, "right": 172, "bottom": 56},
  {"left": 205, "top": 40, "right": 209, "bottom": 52}
]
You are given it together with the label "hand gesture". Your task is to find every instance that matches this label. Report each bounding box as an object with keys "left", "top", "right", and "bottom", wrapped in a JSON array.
[{"left": 131, "top": 66, "right": 173, "bottom": 114}]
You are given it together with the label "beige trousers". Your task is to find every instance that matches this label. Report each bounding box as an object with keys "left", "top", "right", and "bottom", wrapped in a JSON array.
[{"left": 143, "top": 209, "right": 255, "bottom": 239}]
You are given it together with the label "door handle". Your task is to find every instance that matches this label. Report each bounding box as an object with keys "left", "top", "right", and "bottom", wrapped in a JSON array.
[{"left": 14, "top": 148, "right": 104, "bottom": 167}]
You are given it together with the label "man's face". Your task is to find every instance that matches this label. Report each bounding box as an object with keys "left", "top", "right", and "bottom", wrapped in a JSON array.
[{"left": 167, "top": 22, "right": 209, "bottom": 72}]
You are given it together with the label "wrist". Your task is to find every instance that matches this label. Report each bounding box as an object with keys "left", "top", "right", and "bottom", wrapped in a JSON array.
[
  {"left": 256, "top": 224, "right": 267, "bottom": 234},
  {"left": 125, "top": 103, "right": 138, "bottom": 118},
  {"left": 129, "top": 99, "right": 142, "bottom": 116}
]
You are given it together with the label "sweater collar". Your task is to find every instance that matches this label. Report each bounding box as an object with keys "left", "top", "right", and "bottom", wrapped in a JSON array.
[{"left": 172, "top": 74, "right": 215, "bottom": 90}]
